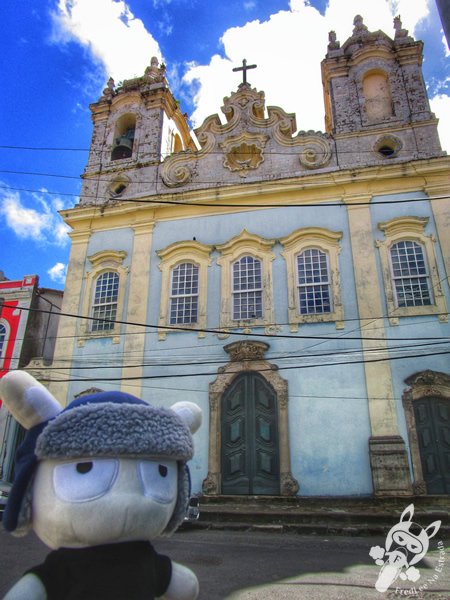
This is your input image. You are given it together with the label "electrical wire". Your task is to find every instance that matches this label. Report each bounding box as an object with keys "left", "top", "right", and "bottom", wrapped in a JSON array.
[
  {"left": 3, "top": 337, "right": 446, "bottom": 372},
  {"left": 1, "top": 182, "right": 447, "bottom": 211},
  {"left": 2, "top": 302, "right": 448, "bottom": 342},
  {"left": 38, "top": 347, "right": 450, "bottom": 384},
  {"left": 0, "top": 144, "right": 445, "bottom": 156}
]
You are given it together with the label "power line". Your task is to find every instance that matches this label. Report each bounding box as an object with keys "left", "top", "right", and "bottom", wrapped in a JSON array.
[
  {"left": 3, "top": 310, "right": 448, "bottom": 349},
  {"left": 2, "top": 302, "right": 448, "bottom": 343},
  {"left": 1, "top": 182, "right": 447, "bottom": 210},
  {"left": 0, "top": 144, "right": 445, "bottom": 157},
  {"left": 17, "top": 339, "right": 450, "bottom": 372},
  {"left": 38, "top": 347, "right": 450, "bottom": 383}
]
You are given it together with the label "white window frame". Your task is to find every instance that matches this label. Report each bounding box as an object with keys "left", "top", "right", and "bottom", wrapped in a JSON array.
[
  {"left": 169, "top": 262, "right": 200, "bottom": 325},
  {"left": 157, "top": 240, "right": 212, "bottom": 340},
  {"left": 232, "top": 255, "right": 264, "bottom": 321},
  {"left": 388, "top": 240, "right": 432, "bottom": 308},
  {"left": 0, "top": 320, "right": 9, "bottom": 368},
  {"left": 377, "top": 217, "right": 447, "bottom": 325},
  {"left": 91, "top": 271, "right": 120, "bottom": 332},
  {"left": 216, "top": 230, "right": 275, "bottom": 331},
  {"left": 281, "top": 227, "right": 343, "bottom": 331},
  {"left": 79, "top": 250, "right": 128, "bottom": 345},
  {"left": 296, "top": 248, "right": 333, "bottom": 315}
]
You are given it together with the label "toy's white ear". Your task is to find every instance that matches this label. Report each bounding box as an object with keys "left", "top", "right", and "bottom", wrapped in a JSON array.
[
  {"left": 0, "top": 370, "right": 62, "bottom": 430},
  {"left": 425, "top": 520, "right": 441, "bottom": 540},
  {"left": 399, "top": 503, "right": 414, "bottom": 523},
  {"left": 171, "top": 401, "right": 202, "bottom": 434}
]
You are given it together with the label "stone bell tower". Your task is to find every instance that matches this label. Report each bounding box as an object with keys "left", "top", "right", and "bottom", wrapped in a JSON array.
[
  {"left": 80, "top": 57, "right": 196, "bottom": 205},
  {"left": 321, "top": 15, "right": 444, "bottom": 168}
]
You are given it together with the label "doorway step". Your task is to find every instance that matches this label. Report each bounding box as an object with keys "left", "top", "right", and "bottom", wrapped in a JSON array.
[{"left": 183, "top": 495, "right": 450, "bottom": 537}]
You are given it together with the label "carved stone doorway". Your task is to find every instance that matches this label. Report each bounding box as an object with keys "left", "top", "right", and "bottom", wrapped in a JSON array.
[
  {"left": 403, "top": 370, "right": 450, "bottom": 494},
  {"left": 202, "top": 341, "right": 299, "bottom": 496},
  {"left": 221, "top": 372, "right": 280, "bottom": 494},
  {"left": 413, "top": 397, "right": 450, "bottom": 494}
]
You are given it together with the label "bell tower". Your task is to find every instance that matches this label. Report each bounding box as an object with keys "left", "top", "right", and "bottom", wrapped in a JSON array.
[
  {"left": 80, "top": 57, "right": 196, "bottom": 205},
  {"left": 321, "top": 16, "right": 443, "bottom": 168}
]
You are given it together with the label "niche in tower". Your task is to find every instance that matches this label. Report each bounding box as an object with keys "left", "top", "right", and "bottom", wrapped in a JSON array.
[
  {"left": 111, "top": 113, "right": 136, "bottom": 161},
  {"left": 363, "top": 70, "right": 394, "bottom": 122}
]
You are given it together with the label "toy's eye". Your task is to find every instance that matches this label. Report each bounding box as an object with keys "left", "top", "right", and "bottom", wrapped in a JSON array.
[
  {"left": 393, "top": 531, "right": 409, "bottom": 546},
  {"left": 53, "top": 459, "right": 119, "bottom": 503},
  {"left": 76, "top": 461, "right": 93, "bottom": 474},
  {"left": 407, "top": 540, "right": 423, "bottom": 554},
  {"left": 139, "top": 460, "right": 177, "bottom": 504}
]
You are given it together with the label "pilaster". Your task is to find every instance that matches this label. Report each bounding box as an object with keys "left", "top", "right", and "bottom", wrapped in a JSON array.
[
  {"left": 49, "top": 230, "right": 91, "bottom": 405},
  {"left": 120, "top": 222, "right": 155, "bottom": 397},
  {"left": 345, "top": 195, "right": 412, "bottom": 495},
  {"left": 427, "top": 183, "right": 450, "bottom": 285}
]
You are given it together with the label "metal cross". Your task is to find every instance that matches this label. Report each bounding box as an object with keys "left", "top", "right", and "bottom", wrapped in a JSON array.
[{"left": 232, "top": 59, "right": 257, "bottom": 85}]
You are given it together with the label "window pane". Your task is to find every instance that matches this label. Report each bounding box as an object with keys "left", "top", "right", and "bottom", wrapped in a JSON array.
[
  {"left": 0, "top": 323, "right": 6, "bottom": 357},
  {"left": 390, "top": 242, "right": 431, "bottom": 307},
  {"left": 297, "top": 249, "right": 331, "bottom": 314},
  {"left": 169, "top": 263, "right": 199, "bottom": 324},
  {"left": 394, "top": 278, "right": 432, "bottom": 307},
  {"left": 92, "top": 272, "right": 119, "bottom": 331},
  {"left": 233, "top": 291, "right": 263, "bottom": 320},
  {"left": 232, "top": 256, "right": 263, "bottom": 320}
]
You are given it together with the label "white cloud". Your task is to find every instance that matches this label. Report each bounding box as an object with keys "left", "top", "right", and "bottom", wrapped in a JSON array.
[
  {"left": 48, "top": 262, "right": 67, "bottom": 284},
  {"left": 430, "top": 94, "right": 450, "bottom": 153},
  {"left": 1, "top": 194, "right": 51, "bottom": 240},
  {"left": 0, "top": 189, "right": 71, "bottom": 247},
  {"left": 183, "top": 0, "right": 444, "bottom": 148},
  {"left": 48, "top": 0, "right": 449, "bottom": 153},
  {"left": 50, "top": 0, "right": 162, "bottom": 81}
]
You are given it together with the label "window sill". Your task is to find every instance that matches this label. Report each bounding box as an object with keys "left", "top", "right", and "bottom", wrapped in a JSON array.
[
  {"left": 78, "top": 330, "right": 121, "bottom": 346},
  {"left": 387, "top": 304, "right": 448, "bottom": 325}
]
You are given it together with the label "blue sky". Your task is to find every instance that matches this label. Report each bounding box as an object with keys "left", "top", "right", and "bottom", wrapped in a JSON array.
[{"left": 1, "top": 0, "right": 449, "bottom": 290}]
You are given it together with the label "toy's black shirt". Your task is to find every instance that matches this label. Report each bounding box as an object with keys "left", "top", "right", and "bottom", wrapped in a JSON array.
[{"left": 26, "top": 541, "right": 172, "bottom": 600}]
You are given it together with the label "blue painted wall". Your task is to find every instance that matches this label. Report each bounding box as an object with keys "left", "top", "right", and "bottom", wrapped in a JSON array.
[{"left": 65, "top": 190, "right": 450, "bottom": 496}]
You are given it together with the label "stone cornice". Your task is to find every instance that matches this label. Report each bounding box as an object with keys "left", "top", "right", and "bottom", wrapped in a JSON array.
[{"left": 61, "top": 155, "right": 450, "bottom": 231}]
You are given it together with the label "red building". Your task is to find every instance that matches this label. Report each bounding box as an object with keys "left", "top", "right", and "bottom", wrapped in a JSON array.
[{"left": 0, "top": 272, "right": 63, "bottom": 505}]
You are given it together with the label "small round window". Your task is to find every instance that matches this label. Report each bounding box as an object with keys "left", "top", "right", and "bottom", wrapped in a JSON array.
[
  {"left": 378, "top": 145, "right": 396, "bottom": 157},
  {"left": 374, "top": 135, "right": 402, "bottom": 159}
]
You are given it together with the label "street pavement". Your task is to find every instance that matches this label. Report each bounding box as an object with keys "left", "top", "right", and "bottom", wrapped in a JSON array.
[{"left": 1, "top": 526, "right": 449, "bottom": 599}]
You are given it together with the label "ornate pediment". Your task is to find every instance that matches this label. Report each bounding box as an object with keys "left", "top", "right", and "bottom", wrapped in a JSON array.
[
  {"left": 224, "top": 340, "right": 269, "bottom": 362},
  {"left": 220, "top": 131, "right": 268, "bottom": 175},
  {"left": 160, "top": 131, "right": 215, "bottom": 188},
  {"left": 160, "top": 82, "right": 335, "bottom": 189}
]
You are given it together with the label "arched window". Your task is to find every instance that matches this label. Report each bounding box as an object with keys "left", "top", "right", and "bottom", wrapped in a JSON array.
[
  {"left": 296, "top": 248, "right": 331, "bottom": 314},
  {"left": 232, "top": 255, "right": 263, "bottom": 321},
  {"left": 216, "top": 230, "right": 275, "bottom": 330},
  {"left": 363, "top": 70, "right": 393, "bottom": 121},
  {"left": 157, "top": 240, "right": 212, "bottom": 339},
  {"left": 91, "top": 271, "right": 120, "bottom": 332},
  {"left": 0, "top": 322, "right": 7, "bottom": 363},
  {"left": 80, "top": 250, "right": 128, "bottom": 343},
  {"left": 389, "top": 241, "right": 432, "bottom": 307},
  {"left": 111, "top": 113, "right": 136, "bottom": 161},
  {"left": 377, "top": 216, "right": 447, "bottom": 324},
  {"left": 281, "top": 227, "right": 343, "bottom": 330},
  {"left": 169, "top": 262, "right": 199, "bottom": 325}
]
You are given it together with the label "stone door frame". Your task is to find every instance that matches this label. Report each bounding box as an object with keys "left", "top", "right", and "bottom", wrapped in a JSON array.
[
  {"left": 202, "top": 340, "right": 299, "bottom": 496},
  {"left": 402, "top": 369, "right": 450, "bottom": 494}
]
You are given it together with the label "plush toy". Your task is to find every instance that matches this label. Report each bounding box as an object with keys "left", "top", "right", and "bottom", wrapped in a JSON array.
[{"left": 0, "top": 370, "right": 202, "bottom": 600}]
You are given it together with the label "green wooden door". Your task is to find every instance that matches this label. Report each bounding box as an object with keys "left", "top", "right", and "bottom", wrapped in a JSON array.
[
  {"left": 414, "top": 398, "right": 450, "bottom": 494},
  {"left": 221, "top": 372, "right": 280, "bottom": 495}
]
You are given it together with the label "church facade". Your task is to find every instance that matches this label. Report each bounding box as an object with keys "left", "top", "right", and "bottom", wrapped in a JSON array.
[{"left": 47, "top": 16, "right": 450, "bottom": 497}]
